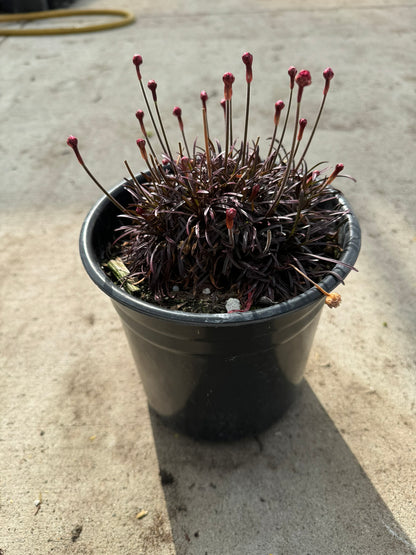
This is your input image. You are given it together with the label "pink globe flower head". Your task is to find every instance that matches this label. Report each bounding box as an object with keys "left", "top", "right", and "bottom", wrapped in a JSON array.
[
  {"left": 242, "top": 52, "right": 253, "bottom": 83},
  {"left": 200, "top": 90, "right": 208, "bottom": 110},
  {"left": 135, "top": 109, "right": 144, "bottom": 123},
  {"left": 295, "top": 69, "right": 312, "bottom": 102},
  {"left": 132, "top": 54, "right": 143, "bottom": 80},
  {"left": 323, "top": 67, "right": 334, "bottom": 96},
  {"left": 223, "top": 72, "right": 235, "bottom": 101},
  {"left": 274, "top": 100, "right": 285, "bottom": 126},
  {"left": 147, "top": 80, "right": 157, "bottom": 101},
  {"left": 225, "top": 207, "right": 237, "bottom": 230},
  {"left": 288, "top": 66, "right": 297, "bottom": 89},
  {"left": 66, "top": 135, "right": 84, "bottom": 165}
]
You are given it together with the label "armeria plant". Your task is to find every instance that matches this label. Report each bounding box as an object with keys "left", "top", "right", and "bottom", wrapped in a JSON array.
[{"left": 68, "top": 52, "right": 355, "bottom": 312}]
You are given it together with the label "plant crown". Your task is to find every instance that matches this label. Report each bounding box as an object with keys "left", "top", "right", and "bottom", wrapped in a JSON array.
[{"left": 68, "top": 53, "right": 355, "bottom": 311}]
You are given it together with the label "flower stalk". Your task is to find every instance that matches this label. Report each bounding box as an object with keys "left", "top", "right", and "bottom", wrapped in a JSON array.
[
  {"left": 200, "top": 91, "right": 212, "bottom": 183},
  {"left": 66, "top": 136, "right": 130, "bottom": 216},
  {"left": 289, "top": 264, "right": 342, "bottom": 308},
  {"left": 241, "top": 52, "right": 253, "bottom": 166}
]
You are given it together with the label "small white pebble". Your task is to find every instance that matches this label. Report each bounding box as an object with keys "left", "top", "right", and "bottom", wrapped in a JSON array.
[
  {"left": 225, "top": 298, "right": 241, "bottom": 312},
  {"left": 172, "top": 285, "right": 180, "bottom": 292},
  {"left": 202, "top": 288, "right": 211, "bottom": 295}
]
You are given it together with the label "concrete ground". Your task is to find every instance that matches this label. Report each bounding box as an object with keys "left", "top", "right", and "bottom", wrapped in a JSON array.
[{"left": 1, "top": 0, "right": 415, "bottom": 553}]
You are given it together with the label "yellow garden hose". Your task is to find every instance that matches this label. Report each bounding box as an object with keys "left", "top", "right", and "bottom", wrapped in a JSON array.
[{"left": 0, "top": 8, "right": 135, "bottom": 35}]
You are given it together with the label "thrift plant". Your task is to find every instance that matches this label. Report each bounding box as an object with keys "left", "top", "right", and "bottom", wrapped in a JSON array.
[{"left": 68, "top": 53, "right": 355, "bottom": 312}]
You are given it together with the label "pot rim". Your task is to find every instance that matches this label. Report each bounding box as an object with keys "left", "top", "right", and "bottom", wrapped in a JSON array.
[{"left": 79, "top": 182, "right": 361, "bottom": 325}]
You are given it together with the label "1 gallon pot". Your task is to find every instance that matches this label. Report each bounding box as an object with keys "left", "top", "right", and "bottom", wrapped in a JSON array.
[{"left": 79, "top": 182, "right": 361, "bottom": 440}]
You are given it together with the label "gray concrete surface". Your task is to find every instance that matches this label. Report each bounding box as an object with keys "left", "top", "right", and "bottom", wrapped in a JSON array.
[{"left": 1, "top": 0, "right": 415, "bottom": 553}]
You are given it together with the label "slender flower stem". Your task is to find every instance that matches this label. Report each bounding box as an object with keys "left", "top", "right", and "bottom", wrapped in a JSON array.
[
  {"left": 241, "top": 52, "right": 253, "bottom": 166},
  {"left": 229, "top": 98, "right": 233, "bottom": 147},
  {"left": 135, "top": 110, "right": 158, "bottom": 160},
  {"left": 281, "top": 101, "right": 301, "bottom": 183},
  {"left": 82, "top": 163, "right": 130, "bottom": 215},
  {"left": 276, "top": 70, "right": 312, "bottom": 203},
  {"left": 173, "top": 106, "right": 190, "bottom": 158},
  {"left": 274, "top": 66, "right": 296, "bottom": 163},
  {"left": 147, "top": 80, "right": 173, "bottom": 161},
  {"left": 124, "top": 160, "right": 154, "bottom": 204},
  {"left": 294, "top": 68, "right": 334, "bottom": 174},
  {"left": 242, "top": 82, "right": 251, "bottom": 166},
  {"left": 137, "top": 78, "right": 167, "bottom": 157},
  {"left": 294, "top": 95, "right": 326, "bottom": 174},
  {"left": 223, "top": 72, "right": 235, "bottom": 172},
  {"left": 201, "top": 92, "right": 212, "bottom": 184},
  {"left": 224, "top": 99, "right": 230, "bottom": 171},
  {"left": 275, "top": 87, "right": 292, "bottom": 163},
  {"left": 292, "top": 117, "right": 307, "bottom": 161},
  {"left": 136, "top": 138, "right": 161, "bottom": 183},
  {"left": 67, "top": 136, "right": 130, "bottom": 216},
  {"left": 155, "top": 100, "right": 173, "bottom": 160},
  {"left": 289, "top": 264, "right": 341, "bottom": 308},
  {"left": 267, "top": 97, "right": 301, "bottom": 216},
  {"left": 266, "top": 100, "right": 285, "bottom": 164}
]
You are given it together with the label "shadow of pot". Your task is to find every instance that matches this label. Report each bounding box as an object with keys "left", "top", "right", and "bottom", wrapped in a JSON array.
[{"left": 79, "top": 181, "right": 361, "bottom": 440}]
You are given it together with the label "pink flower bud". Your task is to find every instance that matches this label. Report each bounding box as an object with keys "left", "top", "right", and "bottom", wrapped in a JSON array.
[
  {"left": 200, "top": 90, "right": 208, "bottom": 109},
  {"left": 220, "top": 98, "right": 226, "bottom": 116},
  {"left": 132, "top": 54, "right": 143, "bottom": 80},
  {"left": 326, "top": 163, "right": 344, "bottom": 185},
  {"left": 226, "top": 207, "right": 237, "bottom": 230},
  {"left": 173, "top": 106, "right": 183, "bottom": 131},
  {"left": 274, "top": 100, "right": 285, "bottom": 126},
  {"left": 307, "top": 169, "right": 321, "bottom": 184},
  {"left": 135, "top": 109, "right": 144, "bottom": 123},
  {"left": 297, "top": 118, "right": 307, "bottom": 141},
  {"left": 242, "top": 52, "right": 253, "bottom": 83},
  {"left": 135, "top": 110, "right": 146, "bottom": 135},
  {"left": 132, "top": 54, "right": 143, "bottom": 66},
  {"left": 288, "top": 66, "right": 297, "bottom": 89},
  {"left": 136, "top": 138, "right": 147, "bottom": 160},
  {"left": 147, "top": 80, "right": 157, "bottom": 101},
  {"left": 323, "top": 67, "right": 334, "bottom": 96},
  {"left": 295, "top": 69, "right": 312, "bottom": 102},
  {"left": 223, "top": 72, "right": 235, "bottom": 101},
  {"left": 66, "top": 135, "right": 84, "bottom": 165}
]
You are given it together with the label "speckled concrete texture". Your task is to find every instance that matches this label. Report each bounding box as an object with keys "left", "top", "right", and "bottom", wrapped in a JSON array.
[{"left": 0, "top": 0, "right": 415, "bottom": 553}]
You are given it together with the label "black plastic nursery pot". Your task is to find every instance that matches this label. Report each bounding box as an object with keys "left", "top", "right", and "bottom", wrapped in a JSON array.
[{"left": 79, "top": 183, "right": 361, "bottom": 441}]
